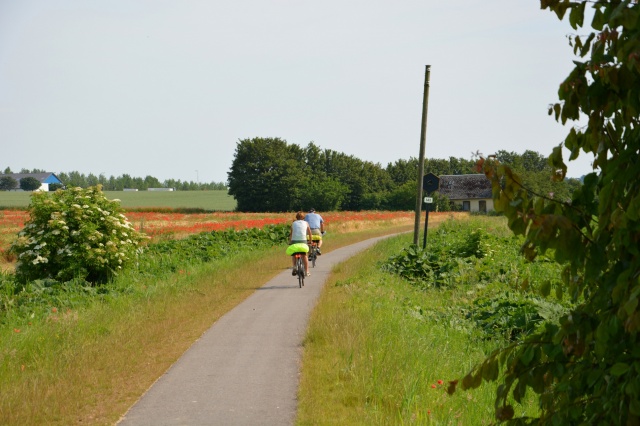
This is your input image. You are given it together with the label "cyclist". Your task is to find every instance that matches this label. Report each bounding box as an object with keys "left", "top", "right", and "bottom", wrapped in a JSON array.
[
  {"left": 304, "top": 208, "right": 324, "bottom": 254},
  {"left": 286, "top": 211, "right": 312, "bottom": 276}
]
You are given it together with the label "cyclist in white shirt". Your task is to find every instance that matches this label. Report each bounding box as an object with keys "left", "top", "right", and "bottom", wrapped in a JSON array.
[{"left": 286, "top": 211, "right": 312, "bottom": 276}]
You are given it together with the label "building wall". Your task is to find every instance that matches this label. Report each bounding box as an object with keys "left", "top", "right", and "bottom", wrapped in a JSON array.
[{"left": 451, "top": 198, "right": 494, "bottom": 212}]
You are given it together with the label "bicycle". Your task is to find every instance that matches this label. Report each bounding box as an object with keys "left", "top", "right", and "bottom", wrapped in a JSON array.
[
  {"left": 292, "top": 252, "right": 306, "bottom": 288},
  {"left": 307, "top": 231, "right": 325, "bottom": 268},
  {"left": 308, "top": 241, "right": 318, "bottom": 268}
]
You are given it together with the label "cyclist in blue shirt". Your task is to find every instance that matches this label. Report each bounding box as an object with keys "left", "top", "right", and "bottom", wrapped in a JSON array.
[{"left": 304, "top": 208, "right": 324, "bottom": 254}]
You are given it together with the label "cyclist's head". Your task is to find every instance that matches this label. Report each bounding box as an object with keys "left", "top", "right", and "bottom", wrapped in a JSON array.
[
  {"left": 309, "top": 208, "right": 316, "bottom": 213},
  {"left": 296, "top": 211, "right": 305, "bottom": 220}
]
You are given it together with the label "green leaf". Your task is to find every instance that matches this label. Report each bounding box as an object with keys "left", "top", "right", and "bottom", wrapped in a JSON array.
[
  {"left": 462, "top": 372, "right": 474, "bottom": 390},
  {"left": 611, "top": 362, "right": 630, "bottom": 376},
  {"left": 592, "top": 8, "right": 606, "bottom": 30},
  {"left": 522, "top": 345, "right": 536, "bottom": 366},
  {"left": 482, "top": 359, "right": 499, "bottom": 381},
  {"left": 569, "top": 2, "right": 585, "bottom": 29},
  {"left": 540, "top": 281, "right": 552, "bottom": 297}
]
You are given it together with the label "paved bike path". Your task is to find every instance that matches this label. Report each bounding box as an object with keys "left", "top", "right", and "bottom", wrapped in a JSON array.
[{"left": 117, "top": 235, "right": 396, "bottom": 426}]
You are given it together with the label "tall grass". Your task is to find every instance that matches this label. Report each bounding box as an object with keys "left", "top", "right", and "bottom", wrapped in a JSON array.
[{"left": 297, "top": 218, "right": 538, "bottom": 425}]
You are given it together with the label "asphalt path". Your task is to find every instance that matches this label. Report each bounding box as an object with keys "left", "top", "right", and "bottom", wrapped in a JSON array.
[{"left": 117, "top": 235, "right": 396, "bottom": 426}]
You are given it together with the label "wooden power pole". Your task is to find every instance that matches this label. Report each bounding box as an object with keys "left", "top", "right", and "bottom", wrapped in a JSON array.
[{"left": 413, "top": 65, "right": 431, "bottom": 245}]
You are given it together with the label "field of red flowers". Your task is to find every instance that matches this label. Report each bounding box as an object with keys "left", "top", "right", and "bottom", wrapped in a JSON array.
[{"left": 0, "top": 209, "right": 419, "bottom": 268}]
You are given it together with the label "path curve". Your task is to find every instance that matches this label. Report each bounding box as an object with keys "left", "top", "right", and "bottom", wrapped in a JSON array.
[{"left": 117, "top": 234, "right": 396, "bottom": 426}]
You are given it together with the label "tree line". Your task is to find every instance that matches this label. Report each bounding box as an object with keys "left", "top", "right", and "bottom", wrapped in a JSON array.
[
  {"left": 227, "top": 137, "right": 582, "bottom": 212},
  {"left": 0, "top": 167, "right": 227, "bottom": 191}
]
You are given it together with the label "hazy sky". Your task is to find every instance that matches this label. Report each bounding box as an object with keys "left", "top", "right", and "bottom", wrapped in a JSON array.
[{"left": 1, "top": 1, "right": 595, "bottom": 184}]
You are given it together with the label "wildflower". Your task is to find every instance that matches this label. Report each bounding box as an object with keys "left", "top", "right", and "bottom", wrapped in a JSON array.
[
  {"left": 14, "top": 329, "right": 20, "bottom": 333},
  {"left": 431, "top": 384, "right": 437, "bottom": 388},
  {"left": 437, "top": 380, "right": 444, "bottom": 385},
  {"left": 52, "top": 307, "right": 58, "bottom": 313},
  {"left": 32, "top": 255, "right": 48, "bottom": 264}
]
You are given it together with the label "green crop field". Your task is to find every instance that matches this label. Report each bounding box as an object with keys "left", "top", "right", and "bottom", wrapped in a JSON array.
[{"left": 0, "top": 190, "right": 237, "bottom": 211}]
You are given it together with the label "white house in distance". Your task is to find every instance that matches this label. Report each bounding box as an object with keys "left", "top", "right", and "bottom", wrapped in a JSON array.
[
  {"left": 437, "top": 174, "right": 494, "bottom": 212},
  {"left": 4, "top": 173, "right": 64, "bottom": 191}
]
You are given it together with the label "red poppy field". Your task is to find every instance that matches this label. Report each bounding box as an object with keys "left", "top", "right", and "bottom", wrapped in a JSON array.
[{"left": 0, "top": 209, "right": 423, "bottom": 269}]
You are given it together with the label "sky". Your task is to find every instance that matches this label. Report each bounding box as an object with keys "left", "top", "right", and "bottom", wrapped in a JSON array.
[{"left": 0, "top": 0, "right": 595, "bottom": 184}]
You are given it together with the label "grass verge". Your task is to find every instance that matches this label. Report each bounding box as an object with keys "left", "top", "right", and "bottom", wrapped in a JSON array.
[{"left": 297, "top": 217, "right": 538, "bottom": 425}]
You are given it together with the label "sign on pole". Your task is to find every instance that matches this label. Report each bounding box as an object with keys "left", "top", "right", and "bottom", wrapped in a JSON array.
[{"left": 422, "top": 173, "right": 439, "bottom": 249}]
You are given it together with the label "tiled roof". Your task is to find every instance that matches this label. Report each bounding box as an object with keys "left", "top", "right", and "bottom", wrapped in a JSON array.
[{"left": 437, "top": 174, "right": 492, "bottom": 200}]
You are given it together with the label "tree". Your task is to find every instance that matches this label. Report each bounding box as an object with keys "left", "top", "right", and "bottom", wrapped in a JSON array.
[
  {"left": 299, "top": 177, "right": 348, "bottom": 212},
  {"left": 228, "top": 137, "right": 307, "bottom": 212},
  {"left": 3, "top": 167, "right": 12, "bottom": 174},
  {"left": 19, "top": 177, "right": 42, "bottom": 191},
  {"left": 386, "top": 158, "right": 418, "bottom": 187},
  {"left": 0, "top": 176, "right": 18, "bottom": 191},
  {"left": 453, "top": 2, "right": 640, "bottom": 424}
]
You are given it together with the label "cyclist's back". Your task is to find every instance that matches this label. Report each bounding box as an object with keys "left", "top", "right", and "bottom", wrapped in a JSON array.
[{"left": 304, "top": 208, "right": 324, "bottom": 253}]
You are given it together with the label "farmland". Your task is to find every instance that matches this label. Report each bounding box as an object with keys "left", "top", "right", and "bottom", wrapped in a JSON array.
[
  {"left": 0, "top": 190, "right": 236, "bottom": 211},
  {"left": 0, "top": 208, "right": 423, "bottom": 270}
]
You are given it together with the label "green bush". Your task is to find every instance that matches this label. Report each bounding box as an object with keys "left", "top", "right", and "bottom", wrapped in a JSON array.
[
  {"left": 9, "top": 185, "right": 148, "bottom": 283},
  {"left": 469, "top": 289, "right": 567, "bottom": 341},
  {"left": 19, "top": 177, "right": 42, "bottom": 191}
]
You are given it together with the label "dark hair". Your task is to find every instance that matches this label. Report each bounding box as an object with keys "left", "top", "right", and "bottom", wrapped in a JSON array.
[{"left": 309, "top": 208, "right": 315, "bottom": 213}]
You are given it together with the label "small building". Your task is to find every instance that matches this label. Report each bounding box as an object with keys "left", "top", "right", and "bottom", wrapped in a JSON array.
[
  {"left": 438, "top": 174, "right": 494, "bottom": 212},
  {"left": 148, "top": 188, "right": 175, "bottom": 191},
  {"left": 3, "top": 173, "right": 64, "bottom": 192}
]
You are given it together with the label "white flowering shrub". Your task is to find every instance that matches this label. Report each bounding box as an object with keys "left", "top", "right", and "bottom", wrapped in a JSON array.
[{"left": 10, "top": 185, "right": 148, "bottom": 283}]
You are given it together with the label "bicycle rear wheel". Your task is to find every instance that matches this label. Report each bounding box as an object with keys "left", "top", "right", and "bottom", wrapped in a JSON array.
[
  {"left": 309, "top": 247, "right": 316, "bottom": 268},
  {"left": 297, "top": 256, "right": 304, "bottom": 288}
]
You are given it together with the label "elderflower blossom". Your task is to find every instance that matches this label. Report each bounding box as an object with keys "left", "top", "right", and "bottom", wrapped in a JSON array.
[{"left": 32, "top": 255, "right": 48, "bottom": 265}]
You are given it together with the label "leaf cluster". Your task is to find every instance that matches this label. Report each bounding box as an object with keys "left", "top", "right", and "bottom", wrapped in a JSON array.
[{"left": 457, "top": 2, "right": 640, "bottom": 423}]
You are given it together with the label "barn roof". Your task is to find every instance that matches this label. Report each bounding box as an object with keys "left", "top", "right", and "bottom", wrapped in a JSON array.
[
  {"left": 4, "top": 173, "right": 63, "bottom": 184},
  {"left": 437, "top": 174, "right": 492, "bottom": 200}
]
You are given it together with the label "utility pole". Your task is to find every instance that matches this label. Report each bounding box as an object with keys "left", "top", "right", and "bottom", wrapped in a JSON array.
[{"left": 413, "top": 65, "right": 431, "bottom": 245}]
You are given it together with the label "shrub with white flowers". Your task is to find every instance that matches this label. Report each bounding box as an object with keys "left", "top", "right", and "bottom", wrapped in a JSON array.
[{"left": 10, "top": 185, "right": 148, "bottom": 283}]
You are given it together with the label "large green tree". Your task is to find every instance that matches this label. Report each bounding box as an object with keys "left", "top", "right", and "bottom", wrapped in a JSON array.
[
  {"left": 454, "top": 1, "right": 640, "bottom": 424},
  {"left": 227, "top": 137, "right": 307, "bottom": 212}
]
